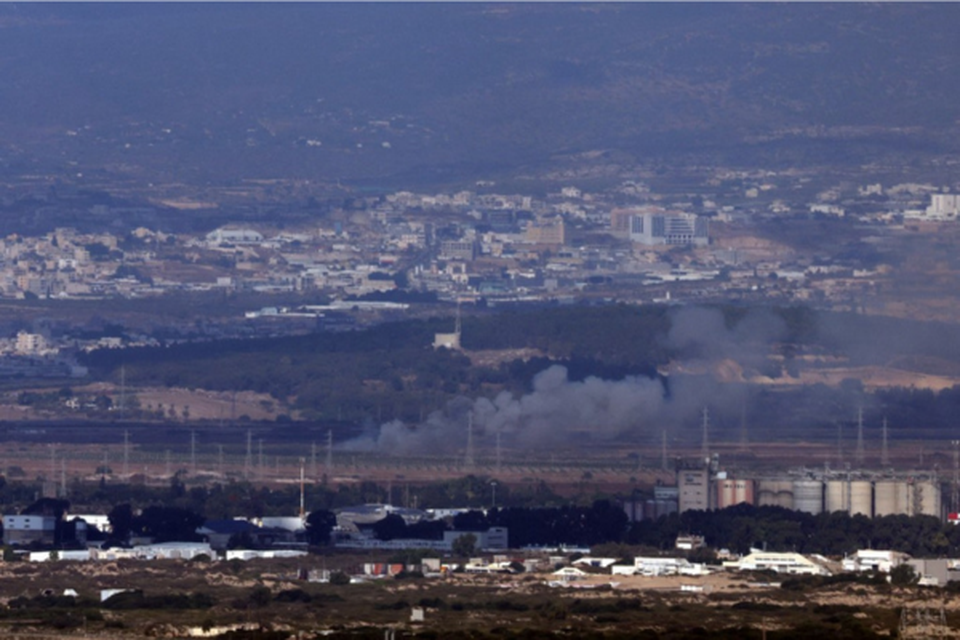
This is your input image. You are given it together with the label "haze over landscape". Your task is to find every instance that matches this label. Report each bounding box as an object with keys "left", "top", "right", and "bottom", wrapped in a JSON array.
[{"left": 1, "top": 4, "right": 960, "bottom": 638}]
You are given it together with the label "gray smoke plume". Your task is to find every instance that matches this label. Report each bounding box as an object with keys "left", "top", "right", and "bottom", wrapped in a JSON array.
[
  {"left": 342, "top": 364, "right": 694, "bottom": 455},
  {"left": 341, "top": 306, "right": 830, "bottom": 455}
]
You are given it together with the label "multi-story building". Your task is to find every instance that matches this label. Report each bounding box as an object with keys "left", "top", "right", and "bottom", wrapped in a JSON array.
[
  {"left": 678, "top": 467, "right": 712, "bottom": 512},
  {"left": 3, "top": 515, "right": 57, "bottom": 546},
  {"left": 630, "top": 212, "right": 709, "bottom": 246}
]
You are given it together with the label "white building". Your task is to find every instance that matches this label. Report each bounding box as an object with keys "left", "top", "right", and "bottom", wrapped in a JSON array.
[
  {"left": 842, "top": 549, "right": 910, "bottom": 574},
  {"left": 925, "top": 194, "right": 960, "bottom": 220},
  {"left": 15, "top": 332, "right": 46, "bottom": 355},
  {"left": 723, "top": 551, "right": 832, "bottom": 576},
  {"left": 573, "top": 557, "right": 619, "bottom": 569},
  {"left": 205, "top": 228, "right": 265, "bottom": 245},
  {"left": 630, "top": 212, "right": 708, "bottom": 247},
  {"left": 632, "top": 556, "right": 710, "bottom": 577},
  {"left": 3, "top": 514, "right": 57, "bottom": 545}
]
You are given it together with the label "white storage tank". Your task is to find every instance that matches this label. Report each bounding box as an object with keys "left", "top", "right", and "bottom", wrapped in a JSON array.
[
  {"left": 793, "top": 480, "right": 823, "bottom": 515},
  {"left": 874, "top": 481, "right": 909, "bottom": 516},
  {"left": 824, "top": 480, "right": 848, "bottom": 513},
  {"left": 849, "top": 481, "right": 873, "bottom": 517},
  {"left": 757, "top": 480, "right": 793, "bottom": 509}
]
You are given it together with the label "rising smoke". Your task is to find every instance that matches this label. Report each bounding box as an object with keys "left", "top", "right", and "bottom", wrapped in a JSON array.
[{"left": 341, "top": 306, "right": 795, "bottom": 455}]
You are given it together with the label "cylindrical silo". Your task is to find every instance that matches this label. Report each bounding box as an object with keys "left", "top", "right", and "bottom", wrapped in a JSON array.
[
  {"left": 825, "top": 480, "right": 848, "bottom": 513},
  {"left": 793, "top": 480, "right": 823, "bottom": 515},
  {"left": 914, "top": 481, "right": 941, "bottom": 517},
  {"left": 717, "top": 480, "right": 736, "bottom": 509},
  {"left": 849, "top": 481, "right": 872, "bottom": 517},
  {"left": 717, "top": 479, "right": 756, "bottom": 509},
  {"left": 736, "top": 479, "right": 756, "bottom": 506},
  {"left": 757, "top": 480, "right": 793, "bottom": 509},
  {"left": 874, "top": 481, "right": 909, "bottom": 516}
]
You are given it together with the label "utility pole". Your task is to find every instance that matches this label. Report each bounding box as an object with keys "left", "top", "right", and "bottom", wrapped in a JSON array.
[
  {"left": 245, "top": 430, "right": 252, "bottom": 479},
  {"left": 123, "top": 430, "right": 130, "bottom": 476},
  {"left": 325, "top": 429, "right": 333, "bottom": 476},
  {"left": 700, "top": 406, "right": 710, "bottom": 460},
  {"left": 952, "top": 440, "right": 959, "bottom": 514},
  {"left": 836, "top": 422, "right": 843, "bottom": 465},
  {"left": 299, "top": 457, "right": 306, "bottom": 519},
  {"left": 855, "top": 407, "right": 865, "bottom": 467},
  {"left": 464, "top": 411, "right": 475, "bottom": 470},
  {"left": 190, "top": 430, "right": 197, "bottom": 476},
  {"left": 881, "top": 416, "right": 889, "bottom": 467},
  {"left": 119, "top": 364, "right": 126, "bottom": 420},
  {"left": 661, "top": 429, "right": 668, "bottom": 471},
  {"left": 738, "top": 400, "right": 748, "bottom": 453}
]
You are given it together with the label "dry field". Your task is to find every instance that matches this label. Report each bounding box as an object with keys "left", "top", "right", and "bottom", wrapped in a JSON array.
[{"left": 0, "top": 556, "right": 953, "bottom": 638}]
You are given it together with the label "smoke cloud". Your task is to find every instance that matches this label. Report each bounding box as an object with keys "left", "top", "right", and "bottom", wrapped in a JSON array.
[
  {"left": 341, "top": 305, "right": 891, "bottom": 455},
  {"left": 341, "top": 364, "right": 671, "bottom": 455}
]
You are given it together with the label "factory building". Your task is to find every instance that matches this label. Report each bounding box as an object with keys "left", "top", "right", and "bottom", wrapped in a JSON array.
[{"left": 678, "top": 467, "right": 712, "bottom": 512}]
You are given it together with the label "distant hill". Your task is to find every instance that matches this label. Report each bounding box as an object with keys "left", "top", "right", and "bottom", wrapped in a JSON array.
[{"left": 0, "top": 4, "right": 958, "bottom": 187}]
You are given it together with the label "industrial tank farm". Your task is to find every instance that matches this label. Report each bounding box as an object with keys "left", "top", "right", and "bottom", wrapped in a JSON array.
[{"left": 716, "top": 474, "right": 945, "bottom": 519}]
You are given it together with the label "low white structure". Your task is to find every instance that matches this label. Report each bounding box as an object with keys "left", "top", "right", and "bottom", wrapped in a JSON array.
[
  {"left": 94, "top": 542, "right": 213, "bottom": 561},
  {"left": 632, "top": 556, "right": 710, "bottom": 577},
  {"left": 723, "top": 551, "right": 831, "bottom": 576},
  {"left": 29, "top": 549, "right": 92, "bottom": 563},
  {"left": 205, "top": 228, "right": 264, "bottom": 245},
  {"left": 225, "top": 549, "right": 307, "bottom": 561},
  {"left": 551, "top": 566, "right": 588, "bottom": 582},
  {"left": 842, "top": 549, "right": 910, "bottom": 574},
  {"left": 675, "top": 535, "right": 706, "bottom": 551},
  {"left": 573, "top": 557, "right": 618, "bottom": 569}
]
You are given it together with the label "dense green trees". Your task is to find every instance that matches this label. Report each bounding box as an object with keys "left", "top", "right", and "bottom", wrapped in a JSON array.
[{"left": 627, "top": 504, "right": 960, "bottom": 558}]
